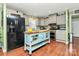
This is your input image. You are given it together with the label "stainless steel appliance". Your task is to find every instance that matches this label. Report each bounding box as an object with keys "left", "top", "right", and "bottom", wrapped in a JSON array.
[
  {"left": 7, "top": 14, "right": 25, "bottom": 51},
  {"left": 58, "top": 24, "right": 66, "bottom": 30},
  {"left": 48, "top": 23, "right": 59, "bottom": 39},
  {"left": 48, "top": 23, "right": 59, "bottom": 30}
]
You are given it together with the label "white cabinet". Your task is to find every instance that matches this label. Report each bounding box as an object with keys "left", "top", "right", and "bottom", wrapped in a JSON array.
[
  {"left": 44, "top": 18, "right": 49, "bottom": 25},
  {"left": 48, "top": 15, "right": 56, "bottom": 24},
  {"left": 57, "top": 15, "right": 66, "bottom": 25},
  {"left": 40, "top": 19, "right": 45, "bottom": 25},
  {"left": 56, "top": 30, "right": 66, "bottom": 42},
  {"left": 39, "top": 15, "right": 57, "bottom": 25},
  {"left": 44, "top": 15, "right": 57, "bottom": 25},
  {"left": 44, "top": 19, "right": 47, "bottom": 25},
  {"left": 38, "top": 18, "right": 47, "bottom": 26}
]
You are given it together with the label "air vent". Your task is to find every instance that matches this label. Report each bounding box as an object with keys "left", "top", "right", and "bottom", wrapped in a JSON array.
[{"left": 75, "top": 10, "right": 79, "bottom": 13}]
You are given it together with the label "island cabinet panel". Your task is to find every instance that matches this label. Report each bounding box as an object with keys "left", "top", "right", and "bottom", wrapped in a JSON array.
[{"left": 24, "top": 30, "right": 50, "bottom": 55}]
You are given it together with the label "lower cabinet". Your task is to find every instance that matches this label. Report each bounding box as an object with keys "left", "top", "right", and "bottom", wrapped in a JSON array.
[{"left": 56, "top": 30, "right": 66, "bottom": 43}]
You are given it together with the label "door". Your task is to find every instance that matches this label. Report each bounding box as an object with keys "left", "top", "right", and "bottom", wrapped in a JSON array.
[{"left": 70, "top": 15, "right": 79, "bottom": 50}]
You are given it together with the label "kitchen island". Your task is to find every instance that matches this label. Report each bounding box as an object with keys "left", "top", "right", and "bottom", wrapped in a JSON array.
[{"left": 24, "top": 30, "right": 50, "bottom": 55}]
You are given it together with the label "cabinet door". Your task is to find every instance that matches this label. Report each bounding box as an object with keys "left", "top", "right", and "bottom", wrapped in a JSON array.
[
  {"left": 44, "top": 19, "right": 47, "bottom": 25},
  {"left": 40, "top": 19, "right": 45, "bottom": 25},
  {"left": 45, "top": 18, "right": 49, "bottom": 25},
  {"left": 57, "top": 15, "right": 65, "bottom": 25},
  {"left": 48, "top": 15, "right": 56, "bottom": 24},
  {"left": 56, "top": 30, "right": 66, "bottom": 41}
]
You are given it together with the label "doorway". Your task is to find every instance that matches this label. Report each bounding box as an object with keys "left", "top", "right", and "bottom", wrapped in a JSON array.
[
  {"left": 72, "top": 15, "right": 79, "bottom": 48},
  {"left": 69, "top": 13, "right": 79, "bottom": 54}
]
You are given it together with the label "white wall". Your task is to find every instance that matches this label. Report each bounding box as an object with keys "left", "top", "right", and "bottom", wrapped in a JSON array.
[
  {"left": 7, "top": 8, "right": 24, "bottom": 17},
  {"left": 72, "top": 19, "right": 79, "bottom": 37},
  {"left": 28, "top": 17, "right": 39, "bottom": 30},
  {"left": 0, "top": 5, "right": 2, "bottom": 28}
]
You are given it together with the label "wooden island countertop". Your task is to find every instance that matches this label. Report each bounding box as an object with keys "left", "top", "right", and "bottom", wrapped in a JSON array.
[{"left": 24, "top": 30, "right": 50, "bottom": 34}]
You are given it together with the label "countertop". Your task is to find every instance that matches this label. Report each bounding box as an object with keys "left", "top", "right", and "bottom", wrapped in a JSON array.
[{"left": 24, "top": 30, "right": 50, "bottom": 34}]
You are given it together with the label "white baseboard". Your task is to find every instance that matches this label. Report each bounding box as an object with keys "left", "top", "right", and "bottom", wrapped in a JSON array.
[
  {"left": 0, "top": 43, "right": 7, "bottom": 53},
  {"left": 56, "top": 40, "right": 66, "bottom": 44},
  {"left": 2, "top": 47, "right": 7, "bottom": 53},
  {"left": 0, "top": 43, "right": 2, "bottom": 48},
  {"left": 66, "top": 41, "right": 69, "bottom": 44}
]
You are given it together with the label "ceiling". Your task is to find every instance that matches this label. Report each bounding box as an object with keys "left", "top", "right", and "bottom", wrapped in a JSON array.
[{"left": 6, "top": 3, "right": 79, "bottom": 17}]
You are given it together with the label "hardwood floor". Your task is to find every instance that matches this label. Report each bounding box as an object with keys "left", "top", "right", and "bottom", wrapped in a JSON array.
[{"left": 0, "top": 39, "right": 79, "bottom": 56}]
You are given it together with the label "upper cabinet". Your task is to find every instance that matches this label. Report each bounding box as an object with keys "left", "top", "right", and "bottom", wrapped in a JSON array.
[
  {"left": 47, "top": 15, "right": 57, "bottom": 24},
  {"left": 37, "top": 14, "right": 66, "bottom": 26},
  {"left": 38, "top": 18, "right": 45, "bottom": 26},
  {"left": 40, "top": 18, "right": 45, "bottom": 25},
  {"left": 56, "top": 15, "right": 66, "bottom": 25}
]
